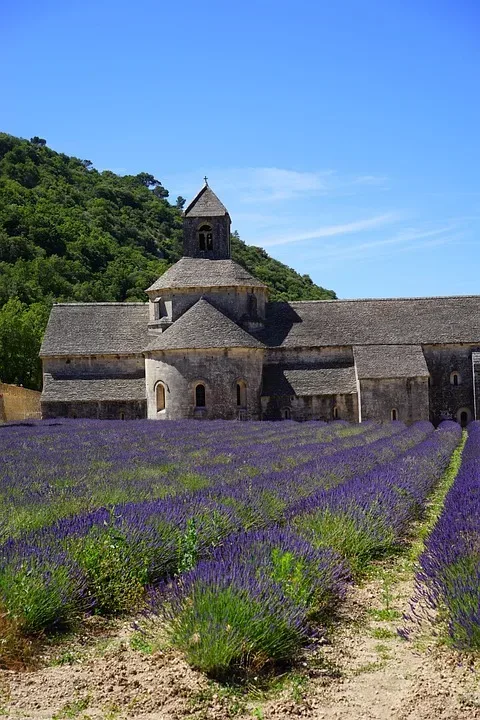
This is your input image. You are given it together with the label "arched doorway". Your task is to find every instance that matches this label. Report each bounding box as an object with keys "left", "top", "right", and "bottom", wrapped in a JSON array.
[{"left": 456, "top": 407, "right": 471, "bottom": 427}]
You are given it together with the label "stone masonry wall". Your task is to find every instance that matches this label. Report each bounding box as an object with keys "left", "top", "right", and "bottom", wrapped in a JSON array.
[
  {"left": 41, "top": 400, "right": 146, "bottom": 420},
  {"left": 423, "top": 344, "right": 480, "bottom": 425},
  {"left": 145, "top": 347, "right": 264, "bottom": 420},
  {"left": 359, "top": 377, "right": 429, "bottom": 423},
  {"left": 261, "top": 392, "right": 359, "bottom": 422}
]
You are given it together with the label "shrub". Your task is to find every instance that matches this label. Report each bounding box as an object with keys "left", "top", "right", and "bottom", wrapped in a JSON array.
[{"left": 0, "top": 544, "right": 90, "bottom": 633}]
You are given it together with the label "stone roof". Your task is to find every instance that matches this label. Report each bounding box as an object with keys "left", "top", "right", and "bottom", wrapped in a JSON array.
[
  {"left": 262, "top": 365, "right": 357, "bottom": 396},
  {"left": 184, "top": 185, "right": 229, "bottom": 217},
  {"left": 147, "top": 298, "right": 264, "bottom": 352},
  {"left": 41, "top": 375, "right": 146, "bottom": 401},
  {"left": 354, "top": 345, "right": 429, "bottom": 379},
  {"left": 40, "top": 303, "right": 149, "bottom": 357},
  {"left": 260, "top": 296, "right": 480, "bottom": 347},
  {"left": 146, "top": 257, "right": 267, "bottom": 292}
]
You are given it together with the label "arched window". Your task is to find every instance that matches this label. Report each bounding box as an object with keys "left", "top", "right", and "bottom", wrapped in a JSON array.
[
  {"left": 450, "top": 371, "right": 461, "bottom": 386},
  {"left": 120, "top": 412, "right": 125, "bottom": 421},
  {"left": 391, "top": 408, "right": 398, "bottom": 421},
  {"left": 198, "top": 224, "right": 213, "bottom": 251},
  {"left": 247, "top": 293, "right": 258, "bottom": 318},
  {"left": 333, "top": 406, "right": 338, "bottom": 420},
  {"left": 236, "top": 380, "right": 247, "bottom": 407},
  {"left": 156, "top": 383, "right": 166, "bottom": 412},
  {"left": 283, "top": 408, "right": 292, "bottom": 420},
  {"left": 195, "top": 383, "right": 206, "bottom": 407}
]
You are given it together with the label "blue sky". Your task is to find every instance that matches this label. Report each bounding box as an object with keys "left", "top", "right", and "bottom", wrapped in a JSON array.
[{"left": 2, "top": 0, "right": 479, "bottom": 299}]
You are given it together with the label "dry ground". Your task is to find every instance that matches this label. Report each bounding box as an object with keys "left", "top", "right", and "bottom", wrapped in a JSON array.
[{"left": 1, "top": 553, "right": 479, "bottom": 720}]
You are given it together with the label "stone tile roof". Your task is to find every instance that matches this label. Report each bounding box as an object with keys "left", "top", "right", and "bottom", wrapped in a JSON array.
[
  {"left": 354, "top": 345, "right": 429, "bottom": 379},
  {"left": 262, "top": 365, "right": 357, "bottom": 396},
  {"left": 147, "top": 298, "right": 265, "bottom": 351},
  {"left": 260, "top": 296, "right": 480, "bottom": 347},
  {"left": 40, "top": 303, "right": 149, "bottom": 357},
  {"left": 146, "top": 258, "right": 267, "bottom": 292},
  {"left": 184, "top": 185, "right": 229, "bottom": 217},
  {"left": 41, "top": 375, "right": 146, "bottom": 401}
]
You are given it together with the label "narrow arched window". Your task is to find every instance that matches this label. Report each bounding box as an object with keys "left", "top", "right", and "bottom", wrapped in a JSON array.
[
  {"left": 283, "top": 408, "right": 291, "bottom": 420},
  {"left": 156, "top": 383, "right": 166, "bottom": 412},
  {"left": 120, "top": 412, "right": 125, "bottom": 421},
  {"left": 391, "top": 408, "right": 398, "bottom": 421},
  {"left": 450, "top": 371, "right": 461, "bottom": 386},
  {"left": 198, "top": 224, "right": 213, "bottom": 251},
  {"left": 195, "top": 383, "right": 206, "bottom": 407},
  {"left": 236, "top": 380, "right": 247, "bottom": 407},
  {"left": 248, "top": 293, "right": 258, "bottom": 318},
  {"left": 333, "top": 406, "right": 338, "bottom": 420}
]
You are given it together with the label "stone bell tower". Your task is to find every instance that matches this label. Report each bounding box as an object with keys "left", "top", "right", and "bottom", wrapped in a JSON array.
[{"left": 182, "top": 180, "right": 231, "bottom": 259}]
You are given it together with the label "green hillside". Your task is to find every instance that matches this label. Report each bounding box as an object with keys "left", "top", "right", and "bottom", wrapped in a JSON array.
[{"left": 0, "top": 133, "right": 336, "bottom": 389}]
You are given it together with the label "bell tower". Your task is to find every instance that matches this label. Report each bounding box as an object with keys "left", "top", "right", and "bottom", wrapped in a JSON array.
[{"left": 182, "top": 181, "right": 231, "bottom": 260}]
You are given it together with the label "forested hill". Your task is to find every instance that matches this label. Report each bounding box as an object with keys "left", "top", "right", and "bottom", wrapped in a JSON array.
[{"left": 0, "top": 133, "right": 336, "bottom": 389}]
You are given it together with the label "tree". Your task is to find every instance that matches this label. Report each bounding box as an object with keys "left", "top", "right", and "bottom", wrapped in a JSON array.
[
  {"left": 0, "top": 298, "right": 50, "bottom": 389},
  {"left": 30, "top": 137, "right": 46, "bottom": 146},
  {"left": 176, "top": 196, "right": 186, "bottom": 210}
]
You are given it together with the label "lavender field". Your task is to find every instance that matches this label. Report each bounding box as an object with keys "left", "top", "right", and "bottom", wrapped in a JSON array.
[{"left": 0, "top": 418, "right": 467, "bottom": 677}]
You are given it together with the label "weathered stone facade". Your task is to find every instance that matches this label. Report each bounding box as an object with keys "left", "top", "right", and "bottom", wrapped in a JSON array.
[{"left": 39, "top": 183, "right": 480, "bottom": 426}]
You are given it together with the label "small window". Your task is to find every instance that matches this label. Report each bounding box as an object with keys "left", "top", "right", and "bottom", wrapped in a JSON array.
[
  {"left": 198, "top": 224, "right": 213, "bottom": 251},
  {"left": 236, "top": 380, "right": 247, "bottom": 407},
  {"left": 195, "top": 383, "right": 206, "bottom": 407},
  {"left": 283, "top": 408, "right": 292, "bottom": 420},
  {"left": 333, "top": 406, "right": 338, "bottom": 420},
  {"left": 120, "top": 412, "right": 125, "bottom": 420},
  {"left": 65, "top": 358, "right": 71, "bottom": 365},
  {"left": 450, "top": 371, "right": 461, "bottom": 386},
  {"left": 156, "top": 383, "right": 166, "bottom": 412},
  {"left": 391, "top": 408, "right": 398, "bottom": 421}
]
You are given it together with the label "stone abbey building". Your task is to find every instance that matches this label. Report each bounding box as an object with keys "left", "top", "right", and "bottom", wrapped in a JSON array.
[{"left": 40, "top": 184, "right": 480, "bottom": 425}]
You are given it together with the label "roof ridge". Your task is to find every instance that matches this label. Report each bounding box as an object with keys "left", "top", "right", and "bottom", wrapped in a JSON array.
[
  {"left": 286, "top": 294, "right": 480, "bottom": 305},
  {"left": 52, "top": 302, "right": 146, "bottom": 307}
]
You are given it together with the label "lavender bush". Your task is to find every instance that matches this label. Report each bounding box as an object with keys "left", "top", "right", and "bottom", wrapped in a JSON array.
[
  {"left": 151, "top": 527, "right": 349, "bottom": 677},
  {"left": 414, "top": 422, "right": 480, "bottom": 648}
]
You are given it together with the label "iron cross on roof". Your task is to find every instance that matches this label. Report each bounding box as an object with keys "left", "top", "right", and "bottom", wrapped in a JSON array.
[{"left": 204, "top": 175, "right": 208, "bottom": 185}]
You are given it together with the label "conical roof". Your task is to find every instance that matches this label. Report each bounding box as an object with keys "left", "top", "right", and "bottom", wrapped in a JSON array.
[
  {"left": 146, "top": 298, "right": 264, "bottom": 351},
  {"left": 146, "top": 257, "right": 267, "bottom": 292},
  {"left": 184, "top": 184, "right": 229, "bottom": 217}
]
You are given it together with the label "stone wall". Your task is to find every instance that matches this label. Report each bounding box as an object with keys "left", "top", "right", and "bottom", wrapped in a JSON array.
[
  {"left": 41, "top": 400, "right": 146, "bottom": 420},
  {"left": 147, "top": 286, "right": 267, "bottom": 325},
  {"left": 0, "top": 383, "right": 41, "bottom": 422},
  {"left": 43, "top": 355, "right": 145, "bottom": 378},
  {"left": 261, "top": 392, "right": 359, "bottom": 422},
  {"left": 265, "top": 346, "right": 354, "bottom": 365},
  {"left": 423, "top": 344, "right": 480, "bottom": 424},
  {"left": 359, "top": 377, "right": 429, "bottom": 423},
  {"left": 183, "top": 215, "right": 231, "bottom": 260},
  {"left": 145, "top": 347, "right": 264, "bottom": 420}
]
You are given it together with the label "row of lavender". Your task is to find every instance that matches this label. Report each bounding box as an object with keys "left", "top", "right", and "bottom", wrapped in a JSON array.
[
  {"left": 415, "top": 422, "right": 480, "bottom": 649},
  {"left": 0, "top": 420, "right": 436, "bottom": 634},
  {"left": 149, "top": 421, "right": 461, "bottom": 675},
  {"left": 0, "top": 418, "right": 400, "bottom": 539}
]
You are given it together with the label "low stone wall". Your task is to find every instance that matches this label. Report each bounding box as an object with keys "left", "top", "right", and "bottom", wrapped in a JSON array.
[
  {"left": 0, "top": 384, "right": 42, "bottom": 422},
  {"left": 41, "top": 399, "right": 147, "bottom": 420}
]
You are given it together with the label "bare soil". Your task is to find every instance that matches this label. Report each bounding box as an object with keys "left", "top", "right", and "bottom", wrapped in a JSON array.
[{"left": 1, "top": 560, "right": 479, "bottom": 720}]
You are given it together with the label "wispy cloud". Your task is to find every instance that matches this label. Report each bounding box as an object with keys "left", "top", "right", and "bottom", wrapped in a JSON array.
[
  {"left": 170, "top": 166, "right": 389, "bottom": 205},
  {"left": 315, "top": 225, "right": 458, "bottom": 264},
  {"left": 259, "top": 213, "right": 398, "bottom": 247}
]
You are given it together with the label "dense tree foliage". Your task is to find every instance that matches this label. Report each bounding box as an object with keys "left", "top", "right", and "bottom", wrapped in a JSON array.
[{"left": 0, "top": 133, "right": 336, "bottom": 389}]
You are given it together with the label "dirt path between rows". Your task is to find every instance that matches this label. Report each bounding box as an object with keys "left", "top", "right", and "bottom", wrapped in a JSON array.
[{"left": 2, "top": 552, "right": 479, "bottom": 720}]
